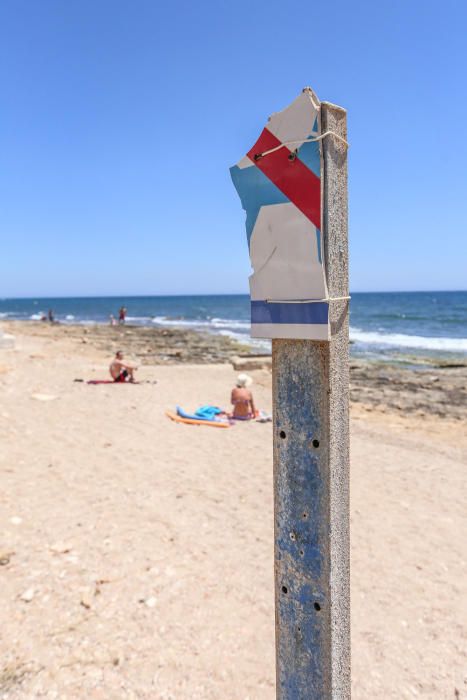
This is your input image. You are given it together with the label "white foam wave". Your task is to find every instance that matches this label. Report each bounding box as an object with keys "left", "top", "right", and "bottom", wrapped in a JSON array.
[
  {"left": 249, "top": 336, "right": 272, "bottom": 352},
  {"left": 65, "top": 315, "right": 75, "bottom": 320},
  {"left": 218, "top": 329, "right": 248, "bottom": 342},
  {"left": 350, "top": 328, "right": 467, "bottom": 353},
  {"left": 151, "top": 316, "right": 250, "bottom": 331},
  {"left": 210, "top": 317, "right": 250, "bottom": 330},
  {"left": 151, "top": 316, "right": 208, "bottom": 328},
  {"left": 30, "top": 313, "right": 45, "bottom": 320},
  {"left": 218, "top": 329, "right": 271, "bottom": 352}
]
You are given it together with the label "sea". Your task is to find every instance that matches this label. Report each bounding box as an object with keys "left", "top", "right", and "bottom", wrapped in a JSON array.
[{"left": 1, "top": 291, "right": 466, "bottom": 364}]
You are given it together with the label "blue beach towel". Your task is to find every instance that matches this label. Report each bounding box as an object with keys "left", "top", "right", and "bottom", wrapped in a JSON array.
[
  {"left": 176, "top": 406, "right": 208, "bottom": 421},
  {"left": 194, "top": 405, "right": 223, "bottom": 420},
  {"left": 176, "top": 405, "right": 224, "bottom": 422}
]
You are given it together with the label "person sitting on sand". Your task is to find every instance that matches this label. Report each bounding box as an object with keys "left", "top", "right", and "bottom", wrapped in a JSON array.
[
  {"left": 109, "top": 351, "right": 137, "bottom": 383},
  {"left": 231, "top": 373, "right": 256, "bottom": 420}
]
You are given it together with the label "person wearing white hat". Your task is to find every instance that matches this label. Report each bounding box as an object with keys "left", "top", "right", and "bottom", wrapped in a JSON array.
[{"left": 231, "top": 373, "right": 256, "bottom": 420}]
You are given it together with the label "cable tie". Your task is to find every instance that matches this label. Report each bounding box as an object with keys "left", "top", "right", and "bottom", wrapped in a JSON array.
[{"left": 256, "top": 131, "right": 349, "bottom": 159}]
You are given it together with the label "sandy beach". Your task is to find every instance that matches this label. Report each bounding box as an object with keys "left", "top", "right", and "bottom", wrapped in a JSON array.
[{"left": 0, "top": 322, "right": 466, "bottom": 699}]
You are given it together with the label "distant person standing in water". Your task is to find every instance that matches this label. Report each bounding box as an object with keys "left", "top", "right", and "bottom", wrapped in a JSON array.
[
  {"left": 231, "top": 373, "right": 256, "bottom": 420},
  {"left": 48, "top": 309, "right": 55, "bottom": 323},
  {"left": 109, "top": 350, "right": 137, "bottom": 382},
  {"left": 118, "top": 306, "right": 127, "bottom": 324}
]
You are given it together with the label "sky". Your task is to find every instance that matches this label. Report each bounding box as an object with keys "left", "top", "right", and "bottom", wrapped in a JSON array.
[{"left": 1, "top": 0, "right": 466, "bottom": 297}]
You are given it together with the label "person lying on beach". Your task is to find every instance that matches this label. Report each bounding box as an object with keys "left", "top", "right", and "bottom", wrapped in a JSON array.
[
  {"left": 231, "top": 373, "right": 256, "bottom": 420},
  {"left": 109, "top": 351, "right": 137, "bottom": 383}
]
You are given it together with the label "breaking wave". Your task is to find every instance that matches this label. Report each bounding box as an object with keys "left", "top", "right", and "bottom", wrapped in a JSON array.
[
  {"left": 151, "top": 316, "right": 250, "bottom": 331},
  {"left": 350, "top": 327, "right": 467, "bottom": 353}
]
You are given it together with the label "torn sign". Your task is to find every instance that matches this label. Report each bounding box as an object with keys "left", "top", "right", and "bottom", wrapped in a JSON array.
[{"left": 230, "top": 88, "right": 330, "bottom": 340}]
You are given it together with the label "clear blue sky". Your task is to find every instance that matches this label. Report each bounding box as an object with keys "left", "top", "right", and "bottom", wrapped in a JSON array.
[{"left": 1, "top": 0, "right": 466, "bottom": 297}]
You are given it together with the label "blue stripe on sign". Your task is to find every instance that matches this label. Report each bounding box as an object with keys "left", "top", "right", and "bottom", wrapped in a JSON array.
[
  {"left": 316, "top": 228, "right": 322, "bottom": 264},
  {"left": 251, "top": 300, "right": 328, "bottom": 325},
  {"left": 229, "top": 164, "right": 288, "bottom": 245},
  {"left": 296, "top": 122, "right": 321, "bottom": 179}
]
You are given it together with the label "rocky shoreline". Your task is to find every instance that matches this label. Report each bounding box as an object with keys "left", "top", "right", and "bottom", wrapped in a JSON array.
[
  {"left": 4, "top": 320, "right": 252, "bottom": 365},
  {"left": 3, "top": 321, "right": 466, "bottom": 420},
  {"left": 349, "top": 360, "right": 466, "bottom": 420}
]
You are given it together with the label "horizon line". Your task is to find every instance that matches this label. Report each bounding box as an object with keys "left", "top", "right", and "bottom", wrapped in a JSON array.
[{"left": 1, "top": 289, "right": 466, "bottom": 301}]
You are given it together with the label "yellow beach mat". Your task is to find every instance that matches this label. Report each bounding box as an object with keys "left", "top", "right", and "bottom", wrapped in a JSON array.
[{"left": 165, "top": 410, "right": 231, "bottom": 428}]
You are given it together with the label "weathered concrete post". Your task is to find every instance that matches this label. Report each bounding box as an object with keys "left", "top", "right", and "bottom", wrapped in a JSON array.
[{"left": 273, "top": 102, "right": 350, "bottom": 698}]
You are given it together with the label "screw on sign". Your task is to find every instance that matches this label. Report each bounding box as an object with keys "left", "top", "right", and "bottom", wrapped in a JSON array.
[{"left": 231, "top": 89, "right": 350, "bottom": 699}]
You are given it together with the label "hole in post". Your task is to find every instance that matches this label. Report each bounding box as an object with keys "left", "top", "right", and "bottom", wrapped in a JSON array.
[
  {"left": 312, "top": 439, "right": 320, "bottom": 448},
  {"left": 302, "top": 512, "right": 308, "bottom": 520},
  {"left": 299, "top": 549, "right": 304, "bottom": 557},
  {"left": 314, "top": 602, "right": 321, "bottom": 611},
  {"left": 282, "top": 586, "right": 288, "bottom": 594},
  {"left": 279, "top": 430, "right": 286, "bottom": 439}
]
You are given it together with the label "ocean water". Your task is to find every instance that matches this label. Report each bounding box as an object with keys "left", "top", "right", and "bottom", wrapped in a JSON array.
[{"left": 0, "top": 291, "right": 466, "bottom": 362}]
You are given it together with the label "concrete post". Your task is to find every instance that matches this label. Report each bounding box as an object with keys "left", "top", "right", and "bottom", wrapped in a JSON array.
[{"left": 273, "top": 102, "right": 350, "bottom": 699}]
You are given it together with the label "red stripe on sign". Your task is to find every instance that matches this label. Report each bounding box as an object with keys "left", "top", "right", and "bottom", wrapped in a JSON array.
[{"left": 247, "top": 128, "right": 321, "bottom": 230}]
